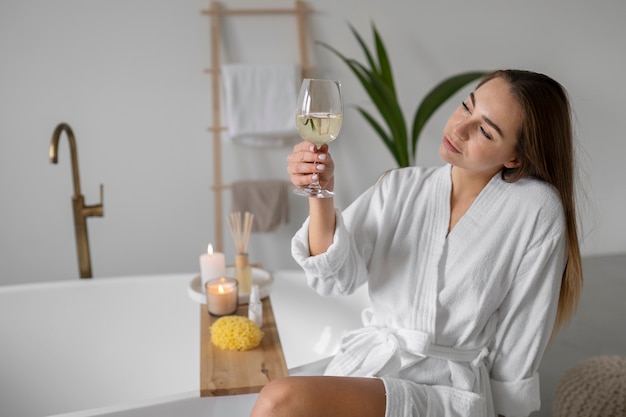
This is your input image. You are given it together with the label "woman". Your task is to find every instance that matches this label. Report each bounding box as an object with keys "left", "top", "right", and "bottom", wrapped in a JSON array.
[{"left": 251, "top": 69, "right": 583, "bottom": 417}]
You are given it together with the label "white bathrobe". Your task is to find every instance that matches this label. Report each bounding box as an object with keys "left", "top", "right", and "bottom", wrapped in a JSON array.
[{"left": 292, "top": 164, "right": 567, "bottom": 417}]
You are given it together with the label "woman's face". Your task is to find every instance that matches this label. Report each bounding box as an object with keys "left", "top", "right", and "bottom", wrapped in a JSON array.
[{"left": 440, "top": 76, "right": 523, "bottom": 180}]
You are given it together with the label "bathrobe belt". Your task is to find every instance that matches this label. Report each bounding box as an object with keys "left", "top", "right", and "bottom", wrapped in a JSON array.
[{"left": 325, "top": 324, "right": 488, "bottom": 375}]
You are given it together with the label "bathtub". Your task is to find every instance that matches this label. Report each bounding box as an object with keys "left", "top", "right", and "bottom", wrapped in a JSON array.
[{"left": 0, "top": 271, "right": 369, "bottom": 417}]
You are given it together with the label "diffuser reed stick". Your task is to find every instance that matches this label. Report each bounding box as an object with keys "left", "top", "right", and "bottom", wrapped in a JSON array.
[
  {"left": 229, "top": 211, "right": 253, "bottom": 255},
  {"left": 228, "top": 211, "right": 254, "bottom": 295}
]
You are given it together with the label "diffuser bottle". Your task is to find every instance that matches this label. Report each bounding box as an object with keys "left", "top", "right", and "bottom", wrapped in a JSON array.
[{"left": 235, "top": 253, "right": 252, "bottom": 294}]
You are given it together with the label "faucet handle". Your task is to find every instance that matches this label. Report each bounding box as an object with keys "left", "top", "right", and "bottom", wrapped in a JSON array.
[
  {"left": 96, "top": 183, "right": 104, "bottom": 216},
  {"left": 82, "top": 184, "right": 104, "bottom": 217}
]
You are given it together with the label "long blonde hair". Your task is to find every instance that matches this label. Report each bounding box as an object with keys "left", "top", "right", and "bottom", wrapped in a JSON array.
[{"left": 479, "top": 70, "right": 582, "bottom": 333}]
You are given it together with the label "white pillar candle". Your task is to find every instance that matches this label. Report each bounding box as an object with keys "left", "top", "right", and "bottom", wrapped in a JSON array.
[
  {"left": 199, "top": 244, "right": 226, "bottom": 289},
  {"left": 206, "top": 277, "right": 238, "bottom": 316}
]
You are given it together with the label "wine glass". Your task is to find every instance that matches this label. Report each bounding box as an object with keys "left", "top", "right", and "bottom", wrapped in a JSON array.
[{"left": 293, "top": 78, "right": 343, "bottom": 198}]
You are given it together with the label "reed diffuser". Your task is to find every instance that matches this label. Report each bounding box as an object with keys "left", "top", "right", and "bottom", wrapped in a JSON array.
[{"left": 228, "top": 211, "right": 254, "bottom": 294}]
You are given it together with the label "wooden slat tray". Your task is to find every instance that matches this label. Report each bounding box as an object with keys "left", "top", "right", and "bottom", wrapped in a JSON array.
[{"left": 200, "top": 297, "right": 288, "bottom": 396}]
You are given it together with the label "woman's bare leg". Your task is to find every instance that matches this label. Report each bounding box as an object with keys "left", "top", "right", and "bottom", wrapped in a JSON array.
[{"left": 250, "top": 376, "right": 386, "bottom": 417}]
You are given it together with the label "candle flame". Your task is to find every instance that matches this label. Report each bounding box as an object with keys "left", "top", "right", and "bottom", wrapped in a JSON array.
[
  {"left": 207, "top": 243, "right": 213, "bottom": 255},
  {"left": 218, "top": 284, "right": 225, "bottom": 294}
]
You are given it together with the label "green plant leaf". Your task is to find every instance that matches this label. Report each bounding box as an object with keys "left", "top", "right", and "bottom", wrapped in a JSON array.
[
  {"left": 372, "top": 24, "right": 395, "bottom": 93},
  {"left": 410, "top": 71, "right": 486, "bottom": 157},
  {"left": 357, "top": 107, "right": 402, "bottom": 164},
  {"left": 348, "top": 24, "right": 378, "bottom": 74},
  {"left": 361, "top": 67, "right": 408, "bottom": 166}
]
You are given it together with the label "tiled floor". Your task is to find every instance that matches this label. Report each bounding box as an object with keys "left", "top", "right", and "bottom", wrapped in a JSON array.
[{"left": 533, "top": 253, "right": 626, "bottom": 416}]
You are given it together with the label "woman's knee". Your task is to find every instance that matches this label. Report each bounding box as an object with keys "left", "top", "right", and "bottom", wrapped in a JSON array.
[
  {"left": 250, "top": 376, "right": 386, "bottom": 417},
  {"left": 250, "top": 377, "right": 304, "bottom": 417}
]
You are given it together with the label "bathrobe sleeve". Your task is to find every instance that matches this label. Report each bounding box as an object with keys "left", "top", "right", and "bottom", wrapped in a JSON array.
[
  {"left": 488, "top": 231, "right": 567, "bottom": 417},
  {"left": 291, "top": 172, "right": 391, "bottom": 296}
]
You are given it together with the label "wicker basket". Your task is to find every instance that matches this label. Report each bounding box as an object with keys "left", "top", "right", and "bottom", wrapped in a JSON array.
[{"left": 553, "top": 355, "right": 626, "bottom": 417}]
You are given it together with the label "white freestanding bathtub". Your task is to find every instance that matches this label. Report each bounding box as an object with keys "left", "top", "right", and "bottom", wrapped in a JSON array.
[{"left": 0, "top": 271, "right": 369, "bottom": 417}]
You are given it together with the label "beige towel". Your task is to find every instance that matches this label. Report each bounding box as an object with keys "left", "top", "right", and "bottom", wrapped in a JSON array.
[{"left": 231, "top": 180, "right": 290, "bottom": 232}]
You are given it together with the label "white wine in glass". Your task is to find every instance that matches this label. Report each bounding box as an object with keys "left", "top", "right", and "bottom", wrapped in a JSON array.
[
  {"left": 296, "top": 113, "right": 343, "bottom": 147},
  {"left": 294, "top": 79, "right": 343, "bottom": 198}
]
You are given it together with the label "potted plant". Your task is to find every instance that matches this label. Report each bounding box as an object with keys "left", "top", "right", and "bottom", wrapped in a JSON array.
[{"left": 319, "top": 23, "right": 486, "bottom": 167}]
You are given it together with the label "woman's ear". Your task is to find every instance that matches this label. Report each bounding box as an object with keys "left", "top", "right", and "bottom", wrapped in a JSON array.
[{"left": 504, "top": 156, "right": 521, "bottom": 169}]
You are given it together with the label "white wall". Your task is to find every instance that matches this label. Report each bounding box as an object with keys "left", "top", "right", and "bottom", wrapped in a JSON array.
[{"left": 1, "top": 0, "right": 624, "bottom": 285}]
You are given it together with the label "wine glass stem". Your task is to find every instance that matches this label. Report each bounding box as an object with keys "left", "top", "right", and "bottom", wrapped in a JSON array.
[{"left": 310, "top": 179, "right": 322, "bottom": 190}]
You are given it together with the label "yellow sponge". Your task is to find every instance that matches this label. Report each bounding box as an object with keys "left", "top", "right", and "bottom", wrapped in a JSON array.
[{"left": 210, "top": 315, "right": 264, "bottom": 351}]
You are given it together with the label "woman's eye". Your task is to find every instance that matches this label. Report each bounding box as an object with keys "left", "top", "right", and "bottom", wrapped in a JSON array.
[
  {"left": 461, "top": 101, "right": 491, "bottom": 140},
  {"left": 480, "top": 126, "right": 492, "bottom": 140}
]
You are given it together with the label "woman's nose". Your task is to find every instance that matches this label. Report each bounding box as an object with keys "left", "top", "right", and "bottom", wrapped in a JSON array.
[{"left": 454, "top": 119, "right": 470, "bottom": 141}]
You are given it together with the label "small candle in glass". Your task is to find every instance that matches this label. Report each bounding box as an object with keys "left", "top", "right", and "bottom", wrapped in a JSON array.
[{"left": 205, "top": 277, "right": 238, "bottom": 316}]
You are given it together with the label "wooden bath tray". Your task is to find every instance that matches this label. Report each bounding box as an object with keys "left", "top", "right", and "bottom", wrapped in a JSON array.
[{"left": 200, "top": 297, "right": 288, "bottom": 396}]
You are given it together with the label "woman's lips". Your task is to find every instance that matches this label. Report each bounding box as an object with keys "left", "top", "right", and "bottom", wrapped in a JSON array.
[{"left": 443, "top": 137, "right": 461, "bottom": 153}]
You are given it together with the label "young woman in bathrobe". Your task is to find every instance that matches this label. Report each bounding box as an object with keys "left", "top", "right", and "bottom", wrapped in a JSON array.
[{"left": 250, "top": 69, "right": 583, "bottom": 417}]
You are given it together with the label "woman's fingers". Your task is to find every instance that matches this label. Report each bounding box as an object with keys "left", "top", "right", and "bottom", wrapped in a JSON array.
[
  {"left": 287, "top": 143, "right": 327, "bottom": 162},
  {"left": 287, "top": 142, "right": 333, "bottom": 187}
]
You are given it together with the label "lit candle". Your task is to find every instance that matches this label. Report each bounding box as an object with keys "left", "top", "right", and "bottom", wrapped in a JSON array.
[
  {"left": 206, "top": 277, "right": 238, "bottom": 316},
  {"left": 199, "top": 244, "right": 226, "bottom": 290}
]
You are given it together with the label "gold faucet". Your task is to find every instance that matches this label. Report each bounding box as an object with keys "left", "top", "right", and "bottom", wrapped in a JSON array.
[{"left": 49, "top": 123, "right": 104, "bottom": 279}]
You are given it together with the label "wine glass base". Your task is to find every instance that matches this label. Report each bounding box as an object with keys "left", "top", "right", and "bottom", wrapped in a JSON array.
[{"left": 293, "top": 187, "right": 335, "bottom": 198}]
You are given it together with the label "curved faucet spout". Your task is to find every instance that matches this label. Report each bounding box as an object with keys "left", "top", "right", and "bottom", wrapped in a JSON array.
[{"left": 50, "top": 123, "right": 82, "bottom": 197}]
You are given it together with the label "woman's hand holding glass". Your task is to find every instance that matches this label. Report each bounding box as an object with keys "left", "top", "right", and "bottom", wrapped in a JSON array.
[{"left": 287, "top": 142, "right": 335, "bottom": 194}]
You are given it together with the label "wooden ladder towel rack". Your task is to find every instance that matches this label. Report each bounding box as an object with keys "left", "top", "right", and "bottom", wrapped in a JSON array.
[{"left": 201, "top": 1, "right": 313, "bottom": 252}]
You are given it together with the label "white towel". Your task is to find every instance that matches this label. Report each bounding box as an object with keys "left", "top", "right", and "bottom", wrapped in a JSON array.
[{"left": 221, "top": 64, "right": 301, "bottom": 147}]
